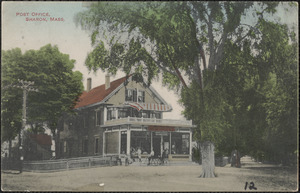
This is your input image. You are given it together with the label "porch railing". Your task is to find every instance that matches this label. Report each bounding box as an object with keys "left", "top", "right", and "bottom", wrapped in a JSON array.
[{"left": 104, "top": 117, "right": 193, "bottom": 127}]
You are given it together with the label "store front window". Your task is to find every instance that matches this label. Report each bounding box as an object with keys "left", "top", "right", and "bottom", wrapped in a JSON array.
[
  {"left": 131, "top": 131, "right": 151, "bottom": 155},
  {"left": 171, "top": 133, "right": 190, "bottom": 154},
  {"left": 105, "top": 132, "right": 119, "bottom": 154}
]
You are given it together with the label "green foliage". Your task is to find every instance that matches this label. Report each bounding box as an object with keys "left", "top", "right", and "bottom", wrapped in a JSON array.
[
  {"left": 1, "top": 48, "right": 24, "bottom": 142},
  {"left": 255, "top": 19, "right": 298, "bottom": 164},
  {"left": 75, "top": 2, "right": 297, "bottom": 164},
  {"left": 181, "top": 18, "right": 298, "bottom": 161},
  {"left": 1, "top": 44, "right": 84, "bottom": 142},
  {"left": 75, "top": 2, "right": 202, "bottom": 88}
]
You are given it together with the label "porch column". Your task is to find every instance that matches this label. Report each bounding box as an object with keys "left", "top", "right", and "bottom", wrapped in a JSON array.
[
  {"left": 118, "top": 129, "right": 121, "bottom": 154},
  {"left": 127, "top": 125, "right": 131, "bottom": 156},
  {"left": 115, "top": 108, "right": 118, "bottom": 119},
  {"left": 189, "top": 130, "right": 192, "bottom": 161},
  {"left": 160, "top": 135, "right": 163, "bottom": 157},
  {"left": 151, "top": 132, "right": 153, "bottom": 151},
  {"left": 103, "top": 107, "right": 107, "bottom": 123},
  {"left": 169, "top": 132, "right": 172, "bottom": 154},
  {"left": 103, "top": 131, "right": 106, "bottom": 155}
]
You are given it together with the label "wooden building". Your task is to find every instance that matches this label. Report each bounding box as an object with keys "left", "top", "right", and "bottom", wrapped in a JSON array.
[{"left": 58, "top": 74, "right": 194, "bottom": 161}]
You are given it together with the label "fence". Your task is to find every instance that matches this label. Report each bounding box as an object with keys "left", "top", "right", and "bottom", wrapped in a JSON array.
[
  {"left": 1, "top": 158, "right": 20, "bottom": 171},
  {"left": 2, "top": 155, "right": 119, "bottom": 172}
]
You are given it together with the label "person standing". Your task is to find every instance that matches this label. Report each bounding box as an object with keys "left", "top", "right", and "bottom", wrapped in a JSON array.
[
  {"left": 137, "top": 147, "right": 142, "bottom": 162},
  {"left": 164, "top": 148, "right": 169, "bottom": 163},
  {"left": 148, "top": 149, "right": 154, "bottom": 165}
]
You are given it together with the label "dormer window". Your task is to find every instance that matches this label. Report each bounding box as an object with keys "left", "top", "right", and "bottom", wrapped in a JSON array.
[
  {"left": 137, "top": 90, "right": 145, "bottom": 103},
  {"left": 125, "top": 88, "right": 134, "bottom": 102},
  {"left": 125, "top": 88, "right": 144, "bottom": 103}
]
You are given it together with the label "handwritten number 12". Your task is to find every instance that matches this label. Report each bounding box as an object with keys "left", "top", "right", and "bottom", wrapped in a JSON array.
[{"left": 245, "top": 182, "right": 257, "bottom": 190}]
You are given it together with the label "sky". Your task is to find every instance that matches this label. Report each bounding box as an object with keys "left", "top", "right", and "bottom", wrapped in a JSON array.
[
  {"left": 1, "top": 1, "right": 185, "bottom": 120},
  {"left": 1, "top": 1, "right": 298, "bottom": 120}
]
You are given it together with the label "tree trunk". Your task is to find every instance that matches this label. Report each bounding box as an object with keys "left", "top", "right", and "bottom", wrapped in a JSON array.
[{"left": 199, "top": 141, "right": 215, "bottom": 178}]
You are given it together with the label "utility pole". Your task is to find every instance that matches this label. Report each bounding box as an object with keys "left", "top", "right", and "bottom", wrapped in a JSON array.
[{"left": 13, "top": 79, "right": 38, "bottom": 173}]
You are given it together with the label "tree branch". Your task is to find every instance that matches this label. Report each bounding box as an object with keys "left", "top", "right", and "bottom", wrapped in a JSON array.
[
  {"left": 233, "top": 24, "right": 260, "bottom": 45},
  {"left": 214, "top": 31, "right": 227, "bottom": 68},
  {"left": 202, "top": 4, "right": 210, "bottom": 25},
  {"left": 199, "top": 44, "right": 207, "bottom": 71},
  {"left": 163, "top": 43, "right": 187, "bottom": 88},
  {"left": 189, "top": 2, "right": 209, "bottom": 25},
  {"left": 207, "top": 16, "right": 215, "bottom": 70},
  {"left": 195, "top": 56, "right": 204, "bottom": 92},
  {"left": 155, "top": 60, "right": 177, "bottom": 76},
  {"left": 186, "top": 7, "right": 207, "bottom": 72},
  {"left": 145, "top": 43, "right": 178, "bottom": 77}
]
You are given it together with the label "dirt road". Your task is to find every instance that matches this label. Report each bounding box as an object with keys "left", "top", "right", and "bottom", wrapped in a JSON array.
[{"left": 1, "top": 156, "right": 298, "bottom": 192}]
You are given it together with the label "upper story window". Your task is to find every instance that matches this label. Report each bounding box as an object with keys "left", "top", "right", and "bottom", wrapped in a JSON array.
[
  {"left": 138, "top": 90, "right": 145, "bottom": 103},
  {"left": 149, "top": 112, "right": 161, "bottom": 119},
  {"left": 96, "top": 110, "right": 101, "bottom": 126},
  {"left": 125, "top": 89, "right": 134, "bottom": 102},
  {"left": 107, "top": 108, "right": 117, "bottom": 120},
  {"left": 118, "top": 108, "right": 128, "bottom": 118},
  {"left": 125, "top": 88, "right": 144, "bottom": 103}
]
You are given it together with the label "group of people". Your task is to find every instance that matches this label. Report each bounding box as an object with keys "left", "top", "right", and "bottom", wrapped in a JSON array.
[
  {"left": 131, "top": 147, "right": 169, "bottom": 165},
  {"left": 147, "top": 148, "right": 169, "bottom": 165}
]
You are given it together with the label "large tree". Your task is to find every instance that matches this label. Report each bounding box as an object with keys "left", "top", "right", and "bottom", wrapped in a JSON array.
[
  {"left": 253, "top": 19, "right": 298, "bottom": 165},
  {"left": 1, "top": 44, "right": 84, "bottom": 158},
  {"left": 75, "top": 2, "right": 297, "bottom": 175}
]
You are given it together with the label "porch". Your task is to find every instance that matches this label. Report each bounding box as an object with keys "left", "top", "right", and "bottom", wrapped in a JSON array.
[{"left": 103, "top": 125, "right": 193, "bottom": 161}]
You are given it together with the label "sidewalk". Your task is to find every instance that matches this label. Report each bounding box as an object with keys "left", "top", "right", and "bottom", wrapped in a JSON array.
[{"left": 1, "top": 156, "right": 297, "bottom": 192}]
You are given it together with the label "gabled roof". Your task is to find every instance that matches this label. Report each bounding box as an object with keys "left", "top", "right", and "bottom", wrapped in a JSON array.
[
  {"left": 75, "top": 76, "right": 129, "bottom": 109},
  {"left": 74, "top": 75, "right": 171, "bottom": 110}
]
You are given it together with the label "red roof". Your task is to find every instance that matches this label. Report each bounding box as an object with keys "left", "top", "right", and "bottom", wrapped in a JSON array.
[
  {"left": 75, "top": 76, "right": 129, "bottom": 109},
  {"left": 30, "top": 134, "right": 52, "bottom": 146}
]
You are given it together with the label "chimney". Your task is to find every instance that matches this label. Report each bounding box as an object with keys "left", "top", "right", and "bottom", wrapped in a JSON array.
[
  {"left": 87, "top": 78, "right": 92, "bottom": 92},
  {"left": 105, "top": 74, "right": 110, "bottom": 90}
]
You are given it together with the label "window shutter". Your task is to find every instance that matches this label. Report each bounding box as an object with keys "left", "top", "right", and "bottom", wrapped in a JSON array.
[{"left": 133, "top": 89, "right": 137, "bottom": 102}]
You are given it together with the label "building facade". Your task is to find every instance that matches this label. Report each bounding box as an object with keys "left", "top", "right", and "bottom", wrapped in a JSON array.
[{"left": 58, "top": 74, "right": 194, "bottom": 161}]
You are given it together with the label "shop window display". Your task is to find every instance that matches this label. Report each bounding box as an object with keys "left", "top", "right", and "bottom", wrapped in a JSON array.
[
  {"left": 131, "top": 131, "right": 151, "bottom": 155},
  {"left": 171, "top": 133, "right": 190, "bottom": 154}
]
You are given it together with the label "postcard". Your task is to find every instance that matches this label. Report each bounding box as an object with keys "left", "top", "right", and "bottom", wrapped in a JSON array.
[{"left": 1, "top": 1, "right": 298, "bottom": 192}]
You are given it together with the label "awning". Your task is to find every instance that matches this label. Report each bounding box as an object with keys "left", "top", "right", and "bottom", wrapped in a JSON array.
[{"left": 124, "top": 102, "right": 172, "bottom": 112}]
